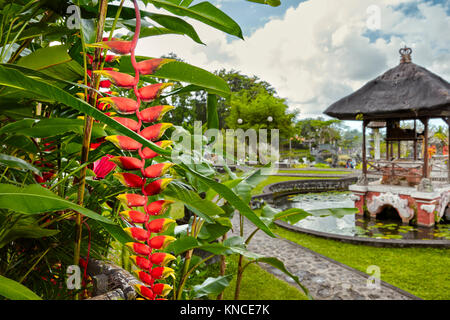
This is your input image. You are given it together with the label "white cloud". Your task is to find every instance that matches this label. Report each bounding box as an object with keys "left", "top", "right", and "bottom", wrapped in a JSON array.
[{"left": 135, "top": 0, "right": 450, "bottom": 126}]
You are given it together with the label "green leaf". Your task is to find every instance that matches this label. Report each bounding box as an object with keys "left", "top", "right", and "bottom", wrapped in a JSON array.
[
  {"left": 148, "top": 0, "right": 243, "bottom": 39},
  {"left": 0, "top": 184, "right": 115, "bottom": 225},
  {"left": 192, "top": 275, "right": 233, "bottom": 298},
  {"left": 0, "top": 275, "right": 42, "bottom": 300},
  {"left": 167, "top": 235, "right": 200, "bottom": 255},
  {"left": 0, "top": 225, "right": 60, "bottom": 248},
  {"left": 206, "top": 93, "right": 219, "bottom": 130},
  {"left": 246, "top": 0, "right": 281, "bottom": 7},
  {"left": 0, "top": 153, "right": 40, "bottom": 175}
]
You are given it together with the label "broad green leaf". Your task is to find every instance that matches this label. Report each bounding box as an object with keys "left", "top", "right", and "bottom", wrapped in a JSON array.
[
  {"left": 205, "top": 178, "right": 242, "bottom": 201},
  {"left": 0, "top": 225, "right": 60, "bottom": 248},
  {"left": 166, "top": 235, "right": 200, "bottom": 255},
  {"left": 192, "top": 275, "right": 233, "bottom": 298},
  {"left": 206, "top": 93, "right": 219, "bottom": 130},
  {"left": 0, "top": 184, "right": 115, "bottom": 224},
  {"left": 246, "top": 0, "right": 281, "bottom": 7},
  {"left": 0, "top": 153, "right": 40, "bottom": 175},
  {"left": 0, "top": 275, "right": 42, "bottom": 300}
]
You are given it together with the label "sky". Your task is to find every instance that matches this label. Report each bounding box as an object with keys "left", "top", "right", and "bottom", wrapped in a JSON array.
[{"left": 133, "top": 0, "right": 450, "bottom": 130}]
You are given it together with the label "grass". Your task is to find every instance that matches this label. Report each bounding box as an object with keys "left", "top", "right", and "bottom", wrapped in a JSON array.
[
  {"left": 251, "top": 176, "right": 321, "bottom": 195},
  {"left": 276, "top": 170, "right": 351, "bottom": 175},
  {"left": 273, "top": 225, "right": 450, "bottom": 300}
]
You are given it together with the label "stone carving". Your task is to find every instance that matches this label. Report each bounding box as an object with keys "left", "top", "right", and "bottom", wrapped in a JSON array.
[
  {"left": 367, "top": 192, "right": 414, "bottom": 220},
  {"left": 421, "top": 204, "right": 436, "bottom": 214},
  {"left": 417, "top": 178, "right": 433, "bottom": 192},
  {"left": 350, "top": 194, "right": 361, "bottom": 201},
  {"left": 357, "top": 174, "right": 368, "bottom": 186},
  {"left": 437, "top": 191, "right": 450, "bottom": 219}
]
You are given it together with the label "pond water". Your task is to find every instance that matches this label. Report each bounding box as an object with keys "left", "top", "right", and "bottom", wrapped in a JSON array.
[{"left": 274, "top": 192, "right": 450, "bottom": 241}]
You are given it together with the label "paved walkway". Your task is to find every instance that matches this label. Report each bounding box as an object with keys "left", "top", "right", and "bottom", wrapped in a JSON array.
[{"left": 229, "top": 215, "right": 419, "bottom": 300}]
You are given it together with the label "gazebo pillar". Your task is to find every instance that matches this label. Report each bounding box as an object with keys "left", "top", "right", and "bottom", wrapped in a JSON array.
[
  {"left": 444, "top": 117, "right": 450, "bottom": 183},
  {"left": 373, "top": 128, "right": 381, "bottom": 160},
  {"left": 362, "top": 120, "right": 368, "bottom": 185},
  {"left": 422, "top": 117, "right": 429, "bottom": 178}
]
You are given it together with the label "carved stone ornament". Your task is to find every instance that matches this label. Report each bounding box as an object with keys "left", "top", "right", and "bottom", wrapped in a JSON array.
[
  {"left": 367, "top": 192, "right": 414, "bottom": 220},
  {"left": 417, "top": 178, "right": 433, "bottom": 192}
]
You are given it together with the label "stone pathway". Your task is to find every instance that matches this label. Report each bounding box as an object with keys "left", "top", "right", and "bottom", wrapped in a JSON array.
[{"left": 229, "top": 215, "right": 419, "bottom": 300}]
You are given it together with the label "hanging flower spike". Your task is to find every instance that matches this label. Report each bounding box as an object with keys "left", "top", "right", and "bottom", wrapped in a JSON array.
[
  {"left": 143, "top": 178, "right": 173, "bottom": 196},
  {"left": 149, "top": 252, "right": 176, "bottom": 266},
  {"left": 145, "top": 199, "right": 174, "bottom": 216},
  {"left": 140, "top": 105, "right": 174, "bottom": 123},
  {"left": 87, "top": 40, "right": 133, "bottom": 55},
  {"left": 142, "top": 163, "right": 174, "bottom": 179},
  {"left": 138, "top": 83, "right": 174, "bottom": 102},
  {"left": 98, "top": 96, "right": 139, "bottom": 115},
  {"left": 114, "top": 172, "right": 145, "bottom": 188},
  {"left": 152, "top": 283, "right": 173, "bottom": 297},
  {"left": 93, "top": 155, "right": 117, "bottom": 180},
  {"left": 99, "top": 79, "right": 112, "bottom": 88},
  {"left": 124, "top": 227, "right": 150, "bottom": 242},
  {"left": 112, "top": 117, "right": 141, "bottom": 132},
  {"left": 146, "top": 218, "right": 176, "bottom": 233},
  {"left": 135, "top": 285, "right": 154, "bottom": 300},
  {"left": 126, "top": 242, "right": 151, "bottom": 256},
  {"left": 94, "top": 70, "right": 136, "bottom": 88},
  {"left": 134, "top": 271, "right": 154, "bottom": 286},
  {"left": 120, "top": 210, "right": 149, "bottom": 224},
  {"left": 130, "top": 256, "right": 151, "bottom": 270},
  {"left": 150, "top": 267, "right": 175, "bottom": 280},
  {"left": 136, "top": 58, "right": 173, "bottom": 75},
  {"left": 116, "top": 193, "right": 147, "bottom": 207},
  {"left": 140, "top": 123, "right": 173, "bottom": 141},
  {"left": 110, "top": 156, "right": 144, "bottom": 170},
  {"left": 106, "top": 135, "right": 142, "bottom": 151},
  {"left": 141, "top": 140, "right": 173, "bottom": 160},
  {"left": 148, "top": 235, "right": 176, "bottom": 250}
]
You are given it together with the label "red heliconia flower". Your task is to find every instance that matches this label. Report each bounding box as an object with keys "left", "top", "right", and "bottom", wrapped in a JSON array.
[
  {"left": 112, "top": 117, "right": 141, "bottom": 132},
  {"left": 135, "top": 270, "right": 154, "bottom": 286},
  {"left": 149, "top": 252, "right": 176, "bottom": 266},
  {"left": 88, "top": 40, "right": 133, "bottom": 55},
  {"left": 117, "top": 193, "right": 147, "bottom": 207},
  {"left": 120, "top": 210, "right": 149, "bottom": 224},
  {"left": 130, "top": 255, "right": 151, "bottom": 270},
  {"left": 146, "top": 218, "right": 176, "bottom": 233},
  {"left": 99, "top": 96, "right": 139, "bottom": 115},
  {"left": 94, "top": 70, "right": 136, "bottom": 88},
  {"left": 93, "top": 154, "right": 117, "bottom": 180},
  {"left": 142, "top": 163, "right": 174, "bottom": 179},
  {"left": 152, "top": 283, "right": 172, "bottom": 297},
  {"left": 145, "top": 200, "right": 174, "bottom": 216},
  {"left": 99, "top": 79, "right": 112, "bottom": 88},
  {"left": 143, "top": 178, "right": 173, "bottom": 196},
  {"left": 124, "top": 227, "right": 150, "bottom": 242},
  {"left": 138, "top": 83, "right": 173, "bottom": 102},
  {"left": 148, "top": 235, "right": 176, "bottom": 250},
  {"left": 126, "top": 242, "right": 151, "bottom": 256},
  {"left": 135, "top": 284, "right": 154, "bottom": 300},
  {"left": 140, "top": 123, "right": 172, "bottom": 141},
  {"left": 114, "top": 172, "right": 145, "bottom": 188},
  {"left": 106, "top": 135, "right": 142, "bottom": 151},
  {"left": 90, "top": 137, "right": 106, "bottom": 150},
  {"left": 141, "top": 140, "right": 173, "bottom": 159},
  {"left": 34, "top": 171, "right": 54, "bottom": 183},
  {"left": 110, "top": 156, "right": 144, "bottom": 170},
  {"left": 136, "top": 58, "right": 172, "bottom": 75},
  {"left": 150, "top": 267, "right": 175, "bottom": 280},
  {"left": 140, "top": 105, "right": 174, "bottom": 123}
]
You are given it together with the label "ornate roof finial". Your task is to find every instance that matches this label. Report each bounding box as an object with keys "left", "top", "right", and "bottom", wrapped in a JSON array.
[{"left": 399, "top": 46, "right": 412, "bottom": 64}]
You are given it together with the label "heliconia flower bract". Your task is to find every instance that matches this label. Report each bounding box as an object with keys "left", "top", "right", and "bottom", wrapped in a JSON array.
[
  {"left": 145, "top": 200, "right": 174, "bottom": 216},
  {"left": 150, "top": 252, "right": 176, "bottom": 266},
  {"left": 135, "top": 284, "right": 154, "bottom": 300},
  {"left": 152, "top": 283, "right": 172, "bottom": 297},
  {"left": 117, "top": 193, "right": 147, "bottom": 207},
  {"left": 140, "top": 105, "right": 174, "bottom": 123},
  {"left": 150, "top": 267, "right": 175, "bottom": 280},
  {"left": 114, "top": 172, "right": 145, "bottom": 188},
  {"left": 124, "top": 227, "right": 150, "bottom": 242},
  {"left": 146, "top": 218, "right": 175, "bottom": 233},
  {"left": 126, "top": 242, "right": 151, "bottom": 256},
  {"left": 136, "top": 58, "right": 172, "bottom": 75},
  {"left": 112, "top": 117, "right": 141, "bottom": 131},
  {"left": 130, "top": 256, "right": 151, "bottom": 270},
  {"left": 93, "top": 154, "right": 117, "bottom": 180},
  {"left": 140, "top": 123, "right": 173, "bottom": 141},
  {"left": 142, "top": 163, "right": 174, "bottom": 179},
  {"left": 87, "top": 40, "right": 133, "bottom": 55},
  {"left": 106, "top": 135, "right": 142, "bottom": 151},
  {"left": 148, "top": 235, "right": 176, "bottom": 250},
  {"left": 99, "top": 79, "right": 112, "bottom": 88},
  {"left": 143, "top": 178, "right": 173, "bottom": 196},
  {"left": 138, "top": 83, "right": 173, "bottom": 102},
  {"left": 94, "top": 70, "right": 136, "bottom": 88},
  {"left": 99, "top": 97, "right": 139, "bottom": 114},
  {"left": 135, "top": 270, "right": 154, "bottom": 286},
  {"left": 110, "top": 156, "right": 144, "bottom": 170},
  {"left": 141, "top": 140, "right": 173, "bottom": 159},
  {"left": 120, "top": 210, "right": 149, "bottom": 224}
]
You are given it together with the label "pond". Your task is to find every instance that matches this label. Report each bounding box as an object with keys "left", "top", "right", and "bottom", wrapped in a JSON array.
[{"left": 274, "top": 191, "right": 450, "bottom": 241}]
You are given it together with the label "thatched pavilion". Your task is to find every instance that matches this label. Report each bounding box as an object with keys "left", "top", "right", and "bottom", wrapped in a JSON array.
[{"left": 324, "top": 47, "right": 450, "bottom": 227}]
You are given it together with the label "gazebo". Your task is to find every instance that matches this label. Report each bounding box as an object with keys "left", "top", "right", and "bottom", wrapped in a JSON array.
[{"left": 324, "top": 47, "right": 450, "bottom": 227}]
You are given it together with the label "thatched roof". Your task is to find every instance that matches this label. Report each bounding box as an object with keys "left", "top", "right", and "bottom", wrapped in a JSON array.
[{"left": 324, "top": 49, "right": 450, "bottom": 121}]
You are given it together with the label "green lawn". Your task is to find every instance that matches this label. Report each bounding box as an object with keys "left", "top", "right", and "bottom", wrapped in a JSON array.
[
  {"left": 276, "top": 170, "right": 351, "bottom": 175},
  {"left": 252, "top": 176, "right": 332, "bottom": 195},
  {"left": 273, "top": 226, "right": 450, "bottom": 300}
]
